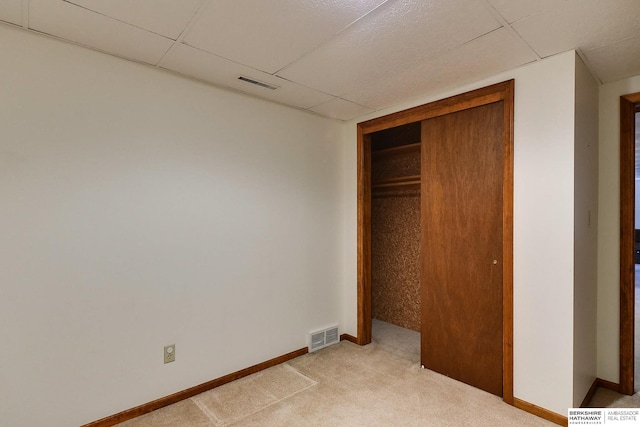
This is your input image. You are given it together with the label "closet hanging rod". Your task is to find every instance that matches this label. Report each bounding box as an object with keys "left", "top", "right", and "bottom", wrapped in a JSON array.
[
  {"left": 372, "top": 142, "right": 421, "bottom": 158},
  {"left": 372, "top": 190, "right": 420, "bottom": 199},
  {"left": 372, "top": 175, "right": 421, "bottom": 189}
]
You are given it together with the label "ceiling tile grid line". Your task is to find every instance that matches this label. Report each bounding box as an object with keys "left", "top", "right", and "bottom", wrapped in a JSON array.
[
  {"left": 61, "top": 0, "right": 182, "bottom": 40},
  {"left": 61, "top": 0, "right": 203, "bottom": 40},
  {"left": 0, "top": 17, "right": 18, "bottom": 28},
  {"left": 575, "top": 49, "right": 603, "bottom": 85},
  {"left": 162, "top": 43, "right": 296, "bottom": 88},
  {"left": 156, "top": 0, "right": 213, "bottom": 69},
  {"left": 181, "top": 0, "right": 391, "bottom": 75},
  {"left": 3, "top": 0, "right": 640, "bottom": 120},
  {"left": 481, "top": 0, "right": 541, "bottom": 62},
  {"left": 158, "top": 41, "right": 347, "bottom": 103},
  {"left": 24, "top": 25, "right": 170, "bottom": 71},
  {"left": 28, "top": 0, "right": 176, "bottom": 65},
  {"left": 21, "top": 0, "right": 28, "bottom": 28},
  {"left": 272, "top": 74, "right": 344, "bottom": 102},
  {"left": 340, "top": 27, "right": 538, "bottom": 110},
  {"left": 154, "top": 64, "right": 338, "bottom": 118},
  {"left": 269, "top": 0, "right": 394, "bottom": 76},
  {"left": 486, "top": 0, "right": 560, "bottom": 25},
  {"left": 158, "top": 43, "right": 338, "bottom": 111},
  {"left": 276, "top": 0, "right": 504, "bottom": 100},
  {"left": 582, "top": 34, "right": 640, "bottom": 83},
  {"left": 171, "top": 0, "right": 209, "bottom": 43},
  {"left": 510, "top": 0, "right": 640, "bottom": 60}
]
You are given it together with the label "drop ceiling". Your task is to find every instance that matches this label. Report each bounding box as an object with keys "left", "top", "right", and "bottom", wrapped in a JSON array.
[{"left": 1, "top": 0, "right": 639, "bottom": 120}]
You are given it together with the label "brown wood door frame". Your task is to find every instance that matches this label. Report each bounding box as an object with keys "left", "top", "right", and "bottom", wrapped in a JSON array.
[
  {"left": 620, "top": 92, "right": 640, "bottom": 395},
  {"left": 356, "top": 80, "right": 514, "bottom": 404}
]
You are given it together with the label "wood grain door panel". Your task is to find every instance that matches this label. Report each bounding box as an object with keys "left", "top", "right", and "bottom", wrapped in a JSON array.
[{"left": 420, "top": 102, "right": 504, "bottom": 396}]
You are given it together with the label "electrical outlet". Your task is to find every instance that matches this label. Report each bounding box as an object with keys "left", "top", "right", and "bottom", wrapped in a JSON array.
[{"left": 164, "top": 344, "right": 175, "bottom": 364}]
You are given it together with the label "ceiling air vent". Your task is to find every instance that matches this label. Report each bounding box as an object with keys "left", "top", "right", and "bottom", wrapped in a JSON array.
[{"left": 237, "top": 76, "right": 278, "bottom": 90}]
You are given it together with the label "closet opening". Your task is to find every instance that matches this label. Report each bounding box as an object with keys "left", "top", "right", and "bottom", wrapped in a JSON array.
[
  {"left": 370, "top": 122, "right": 422, "bottom": 361},
  {"left": 356, "top": 80, "right": 514, "bottom": 404}
]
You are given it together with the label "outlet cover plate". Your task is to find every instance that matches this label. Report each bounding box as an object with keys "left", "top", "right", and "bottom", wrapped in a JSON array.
[{"left": 164, "top": 344, "right": 175, "bottom": 364}]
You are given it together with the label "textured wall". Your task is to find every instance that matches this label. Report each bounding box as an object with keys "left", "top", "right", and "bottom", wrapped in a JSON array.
[{"left": 371, "top": 149, "right": 421, "bottom": 331}]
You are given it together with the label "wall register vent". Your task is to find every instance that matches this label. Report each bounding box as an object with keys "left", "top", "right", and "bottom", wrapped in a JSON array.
[{"left": 309, "top": 325, "right": 339, "bottom": 352}]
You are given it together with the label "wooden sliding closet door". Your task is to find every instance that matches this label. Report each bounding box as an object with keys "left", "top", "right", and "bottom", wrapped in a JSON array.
[{"left": 420, "top": 102, "right": 504, "bottom": 396}]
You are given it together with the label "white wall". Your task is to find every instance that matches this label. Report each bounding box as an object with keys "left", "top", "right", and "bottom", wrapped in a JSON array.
[
  {"left": 340, "top": 123, "right": 358, "bottom": 335},
  {"left": 597, "top": 74, "right": 640, "bottom": 382},
  {"left": 573, "top": 54, "right": 599, "bottom": 407},
  {"left": 0, "top": 24, "right": 344, "bottom": 427},
  {"left": 341, "top": 51, "right": 578, "bottom": 415}
]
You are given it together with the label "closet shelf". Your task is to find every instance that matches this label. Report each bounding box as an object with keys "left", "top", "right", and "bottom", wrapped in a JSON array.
[
  {"left": 372, "top": 142, "right": 421, "bottom": 158},
  {"left": 372, "top": 175, "right": 421, "bottom": 189}
]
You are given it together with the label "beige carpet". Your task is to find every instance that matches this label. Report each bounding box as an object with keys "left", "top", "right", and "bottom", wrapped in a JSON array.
[{"left": 117, "top": 320, "right": 554, "bottom": 426}]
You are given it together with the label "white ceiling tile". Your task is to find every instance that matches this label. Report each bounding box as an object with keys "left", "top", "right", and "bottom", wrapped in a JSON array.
[
  {"left": 0, "top": 0, "right": 22, "bottom": 26},
  {"left": 28, "top": 0, "right": 174, "bottom": 65},
  {"left": 486, "top": 0, "right": 559, "bottom": 24},
  {"left": 512, "top": 0, "right": 640, "bottom": 58},
  {"left": 308, "top": 98, "right": 374, "bottom": 121},
  {"left": 161, "top": 44, "right": 334, "bottom": 109},
  {"left": 584, "top": 35, "right": 640, "bottom": 83},
  {"left": 182, "top": 0, "right": 388, "bottom": 74},
  {"left": 278, "top": 0, "right": 501, "bottom": 97},
  {"left": 63, "top": 0, "right": 203, "bottom": 40},
  {"left": 7, "top": 0, "right": 638, "bottom": 119},
  {"left": 345, "top": 28, "right": 537, "bottom": 109}
]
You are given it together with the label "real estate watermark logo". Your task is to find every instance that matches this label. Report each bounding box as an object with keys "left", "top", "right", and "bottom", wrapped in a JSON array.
[{"left": 568, "top": 409, "right": 640, "bottom": 425}]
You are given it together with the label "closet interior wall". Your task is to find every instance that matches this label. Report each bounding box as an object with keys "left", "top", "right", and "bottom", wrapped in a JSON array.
[{"left": 370, "top": 122, "right": 422, "bottom": 332}]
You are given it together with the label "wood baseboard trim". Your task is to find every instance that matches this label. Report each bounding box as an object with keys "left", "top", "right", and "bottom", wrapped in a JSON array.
[
  {"left": 580, "top": 378, "right": 600, "bottom": 407},
  {"left": 514, "top": 398, "right": 568, "bottom": 427},
  {"left": 580, "top": 377, "right": 621, "bottom": 407},
  {"left": 596, "top": 378, "right": 621, "bottom": 393},
  {"left": 340, "top": 333, "right": 358, "bottom": 344},
  {"left": 81, "top": 347, "right": 308, "bottom": 427}
]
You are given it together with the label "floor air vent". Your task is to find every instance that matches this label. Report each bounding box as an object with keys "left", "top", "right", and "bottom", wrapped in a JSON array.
[{"left": 309, "top": 325, "right": 339, "bottom": 352}]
